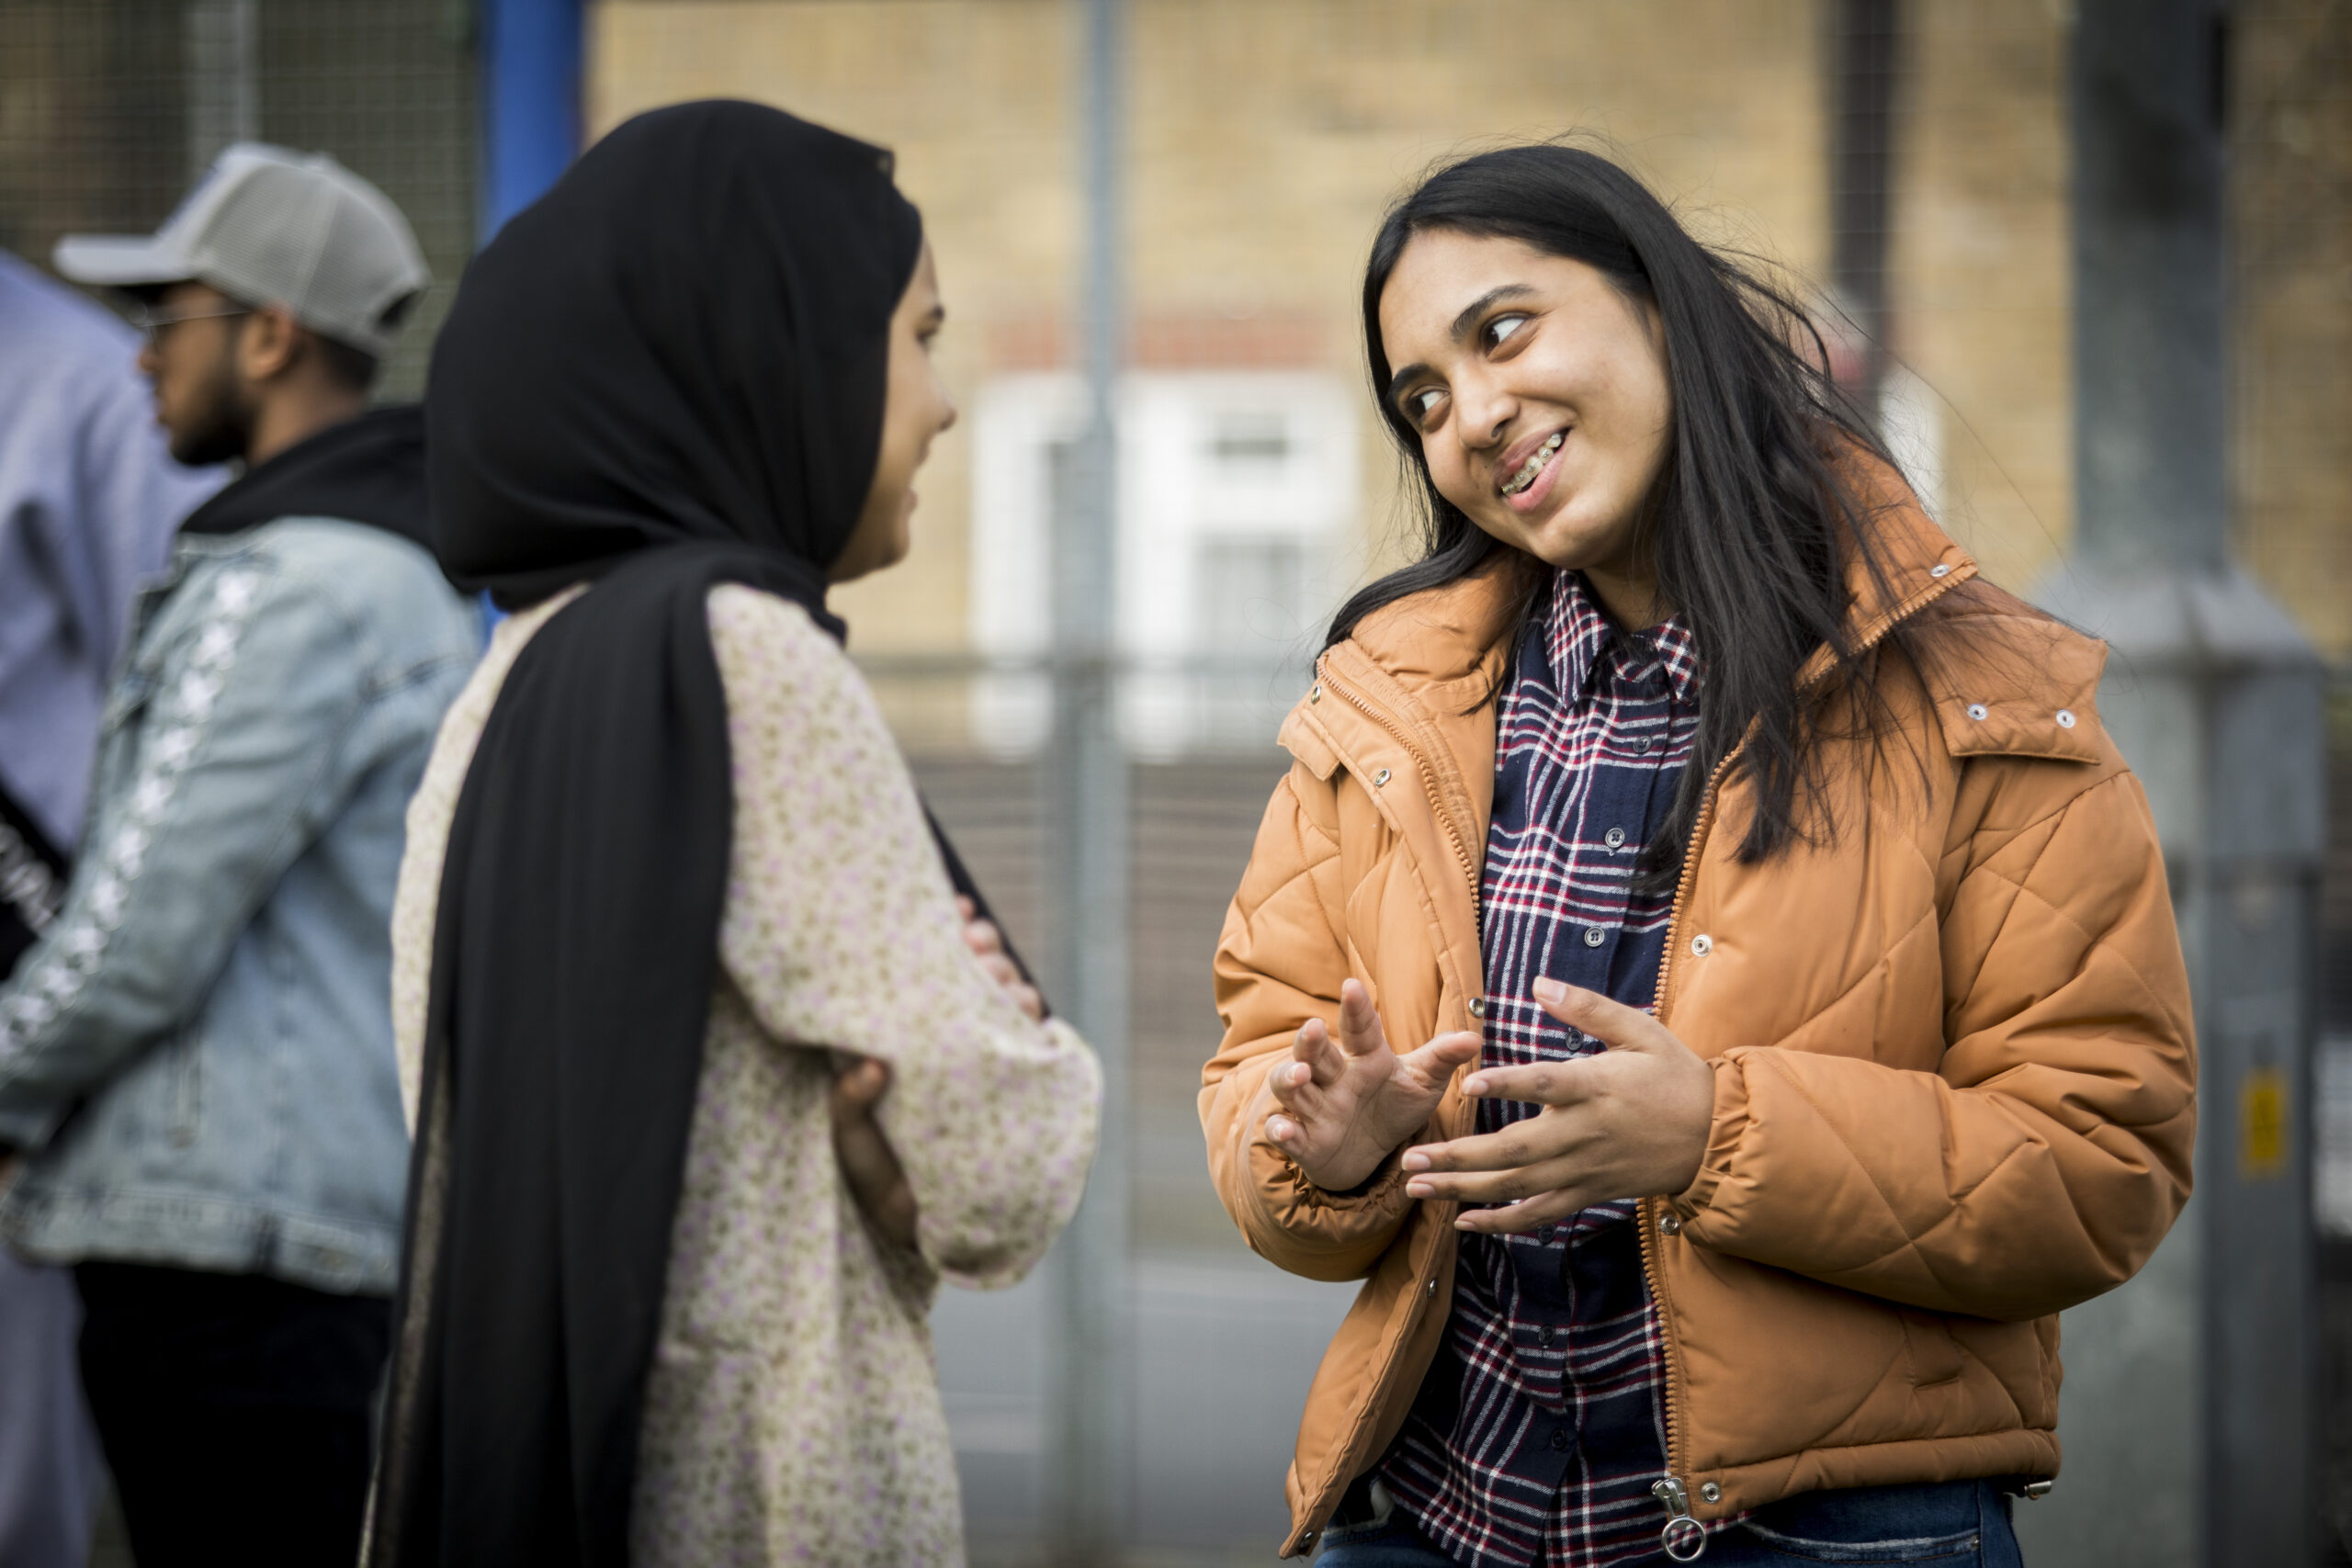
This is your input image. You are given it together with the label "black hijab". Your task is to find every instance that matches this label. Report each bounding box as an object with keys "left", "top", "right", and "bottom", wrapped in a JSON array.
[{"left": 368, "top": 102, "right": 933, "bottom": 1567}]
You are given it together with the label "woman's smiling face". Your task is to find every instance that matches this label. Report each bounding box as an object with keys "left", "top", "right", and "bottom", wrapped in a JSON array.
[{"left": 1377, "top": 229, "right": 1674, "bottom": 625}]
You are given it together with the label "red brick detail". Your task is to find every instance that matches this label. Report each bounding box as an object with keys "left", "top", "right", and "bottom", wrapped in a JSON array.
[{"left": 985, "top": 310, "right": 1330, "bottom": 371}]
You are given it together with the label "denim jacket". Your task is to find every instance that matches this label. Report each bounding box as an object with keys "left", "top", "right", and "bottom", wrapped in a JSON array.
[{"left": 0, "top": 517, "right": 477, "bottom": 1294}]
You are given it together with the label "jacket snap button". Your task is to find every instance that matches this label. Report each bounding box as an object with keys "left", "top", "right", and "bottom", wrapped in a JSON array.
[
  {"left": 1930, "top": 562, "right": 1952, "bottom": 578},
  {"left": 1373, "top": 767, "right": 1391, "bottom": 787},
  {"left": 1690, "top": 933, "right": 1713, "bottom": 957},
  {"left": 2055, "top": 708, "right": 2076, "bottom": 728},
  {"left": 1966, "top": 703, "right": 1988, "bottom": 721},
  {"left": 1658, "top": 1212, "right": 1682, "bottom": 1235},
  {"left": 1426, "top": 1277, "right": 1439, "bottom": 1293},
  {"left": 1701, "top": 1482, "right": 1723, "bottom": 1504},
  {"left": 1468, "top": 997, "right": 1486, "bottom": 1019},
  {"left": 1310, "top": 684, "right": 1321, "bottom": 704}
]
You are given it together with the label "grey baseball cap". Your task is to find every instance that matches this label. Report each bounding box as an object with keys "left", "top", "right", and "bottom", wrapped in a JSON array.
[{"left": 54, "top": 142, "right": 429, "bottom": 355}]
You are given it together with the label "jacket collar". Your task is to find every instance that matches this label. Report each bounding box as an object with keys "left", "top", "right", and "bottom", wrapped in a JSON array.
[
  {"left": 1801, "top": 454, "right": 1978, "bottom": 682},
  {"left": 1340, "top": 551, "right": 1531, "bottom": 704}
]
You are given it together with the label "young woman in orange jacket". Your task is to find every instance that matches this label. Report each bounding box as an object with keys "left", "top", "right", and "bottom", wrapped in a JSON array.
[{"left": 1203, "top": 145, "right": 2194, "bottom": 1567}]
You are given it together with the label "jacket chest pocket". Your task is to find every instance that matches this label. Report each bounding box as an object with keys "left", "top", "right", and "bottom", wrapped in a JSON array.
[
  {"left": 100, "top": 564, "right": 196, "bottom": 738},
  {"left": 162, "top": 1027, "right": 205, "bottom": 1147}
]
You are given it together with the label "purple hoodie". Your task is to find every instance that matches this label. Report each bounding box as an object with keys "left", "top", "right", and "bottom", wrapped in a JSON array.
[{"left": 0, "top": 249, "right": 223, "bottom": 849}]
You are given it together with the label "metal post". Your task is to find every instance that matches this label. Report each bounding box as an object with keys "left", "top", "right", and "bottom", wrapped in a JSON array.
[
  {"left": 1827, "top": 0, "right": 1898, "bottom": 416},
  {"left": 1044, "top": 0, "right": 1132, "bottom": 1560},
  {"left": 479, "top": 0, "right": 583, "bottom": 240},
  {"left": 184, "top": 0, "right": 259, "bottom": 177},
  {"left": 2023, "top": 3, "right": 2323, "bottom": 1564}
]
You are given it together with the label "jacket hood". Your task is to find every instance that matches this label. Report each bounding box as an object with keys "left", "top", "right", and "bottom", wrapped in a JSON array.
[{"left": 180, "top": 403, "right": 434, "bottom": 558}]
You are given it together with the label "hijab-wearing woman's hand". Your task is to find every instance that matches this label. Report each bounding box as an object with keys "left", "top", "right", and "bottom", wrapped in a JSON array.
[
  {"left": 1399, "top": 979, "right": 1715, "bottom": 1234},
  {"left": 830, "top": 1059, "right": 919, "bottom": 1251},
  {"left": 830, "top": 896, "right": 1047, "bottom": 1251},
  {"left": 957, "top": 895, "right": 1042, "bottom": 1021},
  {"left": 1262, "top": 978, "right": 1485, "bottom": 1193}
]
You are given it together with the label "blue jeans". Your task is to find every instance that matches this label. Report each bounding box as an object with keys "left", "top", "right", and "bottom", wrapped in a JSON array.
[{"left": 1314, "top": 1479, "right": 2024, "bottom": 1566}]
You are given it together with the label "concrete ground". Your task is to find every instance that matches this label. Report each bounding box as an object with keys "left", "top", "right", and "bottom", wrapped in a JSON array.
[{"left": 937, "top": 1248, "right": 1356, "bottom": 1566}]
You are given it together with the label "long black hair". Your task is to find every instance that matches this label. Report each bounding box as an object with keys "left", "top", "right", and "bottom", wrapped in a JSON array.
[{"left": 1335, "top": 142, "right": 1917, "bottom": 884}]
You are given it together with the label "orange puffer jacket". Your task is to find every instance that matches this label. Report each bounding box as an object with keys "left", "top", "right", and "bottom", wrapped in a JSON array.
[{"left": 1201, "top": 500, "right": 2196, "bottom": 1558}]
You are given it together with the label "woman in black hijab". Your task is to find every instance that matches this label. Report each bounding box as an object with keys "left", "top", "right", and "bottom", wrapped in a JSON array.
[{"left": 365, "top": 101, "right": 1101, "bottom": 1567}]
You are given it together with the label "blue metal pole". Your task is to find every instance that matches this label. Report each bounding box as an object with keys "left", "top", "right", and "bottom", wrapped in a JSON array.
[{"left": 479, "top": 0, "right": 583, "bottom": 242}]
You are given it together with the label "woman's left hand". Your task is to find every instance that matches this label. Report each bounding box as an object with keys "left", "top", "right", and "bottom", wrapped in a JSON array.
[
  {"left": 831, "top": 1059, "right": 919, "bottom": 1250},
  {"left": 1401, "top": 977, "right": 1716, "bottom": 1235}
]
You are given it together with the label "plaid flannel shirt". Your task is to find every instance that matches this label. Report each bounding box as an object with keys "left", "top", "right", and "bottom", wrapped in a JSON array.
[{"left": 1379, "top": 570, "right": 1741, "bottom": 1567}]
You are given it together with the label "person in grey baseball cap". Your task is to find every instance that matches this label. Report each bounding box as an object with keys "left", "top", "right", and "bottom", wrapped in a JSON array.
[
  {"left": 55, "top": 141, "right": 430, "bottom": 468},
  {"left": 0, "top": 144, "right": 476, "bottom": 1567}
]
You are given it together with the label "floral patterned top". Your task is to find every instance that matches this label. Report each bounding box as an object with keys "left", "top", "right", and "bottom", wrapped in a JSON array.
[{"left": 389, "top": 584, "right": 1102, "bottom": 1566}]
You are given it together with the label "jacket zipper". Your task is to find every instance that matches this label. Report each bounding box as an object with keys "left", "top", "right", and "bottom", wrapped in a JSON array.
[
  {"left": 1651, "top": 1477, "right": 1708, "bottom": 1562},
  {"left": 1639, "top": 742, "right": 1738, "bottom": 1552},
  {"left": 1292, "top": 657, "right": 1487, "bottom": 1552},
  {"left": 1640, "top": 558, "right": 1969, "bottom": 1540}
]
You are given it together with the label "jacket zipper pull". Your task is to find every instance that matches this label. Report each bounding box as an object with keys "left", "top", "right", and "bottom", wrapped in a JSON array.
[{"left": 1652, "top": 1477, "right": 1707, "bottom": 1562}]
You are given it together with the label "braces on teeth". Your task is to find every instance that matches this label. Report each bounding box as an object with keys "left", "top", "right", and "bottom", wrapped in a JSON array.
[{"left": 1502, "top": 431, "right": 1565, "bottom": 496}]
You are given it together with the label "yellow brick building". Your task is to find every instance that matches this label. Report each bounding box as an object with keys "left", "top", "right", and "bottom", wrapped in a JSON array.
[
  {"left": 588, "top": 0, "right": 2346, "bottom": 671},
  {"left": 590, "top": 0, "right": 1832, "bottom": 677}
]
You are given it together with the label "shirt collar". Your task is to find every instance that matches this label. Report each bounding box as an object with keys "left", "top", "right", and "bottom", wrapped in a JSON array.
[{"left": 1542, "top": 570, "right": 1702, "bottom": 705}]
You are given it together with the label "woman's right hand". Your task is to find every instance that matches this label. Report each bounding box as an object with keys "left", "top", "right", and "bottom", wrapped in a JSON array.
[
  {"left": 1262, "top": 978, "right": 1483, "bottom": 1192},
  {"left": 957, "top": 895, "right": 1043, "bottom": 1022}
]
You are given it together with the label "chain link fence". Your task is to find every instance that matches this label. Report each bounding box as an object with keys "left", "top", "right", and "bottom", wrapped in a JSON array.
[{"left": 0, "top": 0, "right": 476, "bottom": 398}]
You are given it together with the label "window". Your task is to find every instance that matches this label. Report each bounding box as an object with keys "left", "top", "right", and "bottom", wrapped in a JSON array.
[{"left": 970, "top": 370, "right": 1357, "bottom": 757}]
